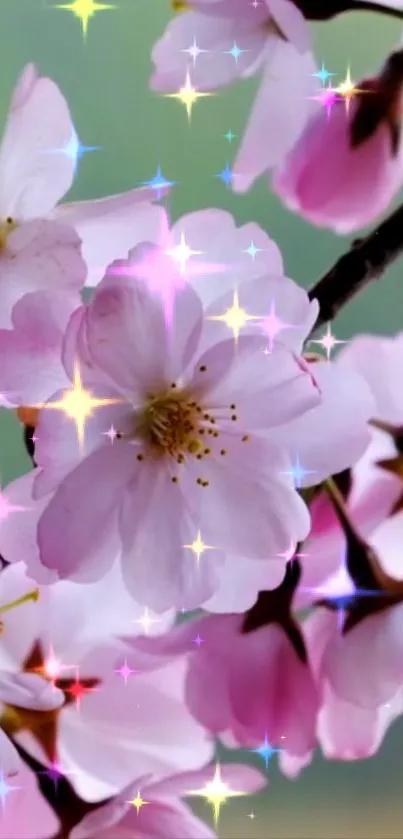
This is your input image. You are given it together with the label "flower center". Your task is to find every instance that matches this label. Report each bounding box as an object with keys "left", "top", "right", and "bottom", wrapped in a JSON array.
[
  {"left": 0, "top": 217, "right": 17, "bottom": 251},
  {"left": 171, "top": 0, "right": 190, "bottom": 10},
  {"left": 136, "top": 387, "right": 207, "bottom": 458}
]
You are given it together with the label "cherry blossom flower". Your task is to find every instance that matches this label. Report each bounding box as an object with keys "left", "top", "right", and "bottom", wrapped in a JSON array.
[
  {"left": 0, "top": 563, "right": 210, "bottom": 802},
  {"left": 122, "top": 600, "right": 320, "bottom": 759},
  {"left": 71, "top": 764, "right": 266, "bottom": 839},
  {"left": 273, "top": 50, "right": 403, "bottom": 232},
  {"left": 151, "top": 0, "right": 317, "bottom": 191},
  {"left": 20, "top": 264, "right": 326, "bottom": 612},
  {"left": 0, "top": 62, "right": 167, "bottom": 310}
]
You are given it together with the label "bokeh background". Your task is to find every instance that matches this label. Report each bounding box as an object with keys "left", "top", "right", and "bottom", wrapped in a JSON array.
[{"left": 1, "top": 1, "right": 403, "bottom": 836}]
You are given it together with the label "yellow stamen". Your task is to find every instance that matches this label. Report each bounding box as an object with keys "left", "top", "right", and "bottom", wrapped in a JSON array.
[
  {"left": 0, "top": 589, "right": 39, "bottom": 616},
  {"left": 172, "top": 0, "right": 190, "bottom": 10}
]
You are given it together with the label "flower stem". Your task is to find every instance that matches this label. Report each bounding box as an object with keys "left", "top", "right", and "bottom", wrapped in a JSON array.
[{"left": 308, "top": 201, "right": 403, "bottom": 334}]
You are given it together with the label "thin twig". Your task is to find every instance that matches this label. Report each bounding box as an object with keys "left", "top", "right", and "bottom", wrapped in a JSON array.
[{"left": 308, "top": 201, "right": 403, "bottom": 334}]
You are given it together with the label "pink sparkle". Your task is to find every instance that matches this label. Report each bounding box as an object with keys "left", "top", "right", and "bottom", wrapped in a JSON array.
[
  {"left": 259, "top": 300, "right": 295, "bottom": 351},
  {"left": 114, "top": 659, "right": 137, "bottom": 686},
  {"left": 109, "top": 211, "right": 228, "bottom": 329},
  {"left": 65, "top": 669, "right": 100, "bottom": 710},
  {"left": 309, "top": 324, "right": 347, "bottom": 360},
  {"left": 309, "top": 83, "right": 342, "bottom": 119}
]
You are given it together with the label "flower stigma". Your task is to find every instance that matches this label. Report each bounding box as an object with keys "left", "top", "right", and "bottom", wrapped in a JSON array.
[
  {"left": 116, "top": 368, "right": 250, "bottom": 487},
  {"left": 0, "top": 217, "right": 17, "bottom": 251}
]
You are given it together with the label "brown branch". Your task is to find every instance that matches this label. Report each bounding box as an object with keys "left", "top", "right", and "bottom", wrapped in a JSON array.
[{"left": 308, "top": 201, "right": 403, "bottom": 333}]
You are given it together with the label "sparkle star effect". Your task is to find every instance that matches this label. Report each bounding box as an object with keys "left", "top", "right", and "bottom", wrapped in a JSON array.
[
  {"left": 0, "top": 771, "right": 22, "bottom": 810},
  {"left": 41, "top": 362, "right": 121, "bottom": 451},
  {"left": 309, "top": 83, "right": 342, "bottom": 119},
  {"left": 215, "top": 162, "right": 233, "bottom": 189},
  {"left": 244, "top": 240, "right": 263, "bottom": 260},
  {"left": 39, "top": 760, "right": 77, "bottom": 792},
  {"left": 251, "top": 734, "right": 283, "bottom": 770},
  {"left": 300, "top": 547, "right": 384, "bottom": 634},
  {"left": 184, "top": 531, "right": 215, "bottom": 567},
  {"left": 142, "top": 165, "right": 176, "bottom": 200},
  {"left": 133, "top": 608, "right": 161, "bottom": 635},
  {"left": 128, "top": 790, "right": 149, "bottom": 814},
  {"left": 182, "top": 37, "right": 209, "bottom": 66},
  {"left": 309, "top": 323, "right": 347, "bottom": 360},
  {"left": 313, "top": 63, "right": 336, "bottom": 86},
  {"left": 165, "top": 72, "right": 213, "bottom": 121},
  {"left": 65, "top": 668, "right": 99, "bottom": 710},
  {"left": 334, "top": 67, "right": 365, "bottom": 114},
  {"left": 281, "top": 454, "right": 317, "bottom": 489},
  {"left": 276, "top": 540, "right": 309, "bottom": 563},
  {"left": 0, "top": 485, "right": 28, "bottom": 525},
  {"left": 225, "top": 42, "right": 247, "bottom": 63},
  {"left": 57, "top": 128, "right": 101, "bottom": 176},
  {"left": 193, "top": 634, "right": 204, "bottom": 647},
  {"left": 259, "top": 299, "right": 295, "bottom": 352},
  {"left": 54, "top": 0, "right": 116, "bottom": 38},
  {"left": 209, "top": 289, "right": 260, "bottom": 343},
  {"left": 224, "top": 129, "right": 236, "bottom": 143},
  {"left": 114, "top": 659, "right": 137, "bottom": 686},
  {"left": 188, "top": 763, "right": 245, "bottom": 826},
  {"left": 165, "top": 232, "right": 202, "bottom": 276}
]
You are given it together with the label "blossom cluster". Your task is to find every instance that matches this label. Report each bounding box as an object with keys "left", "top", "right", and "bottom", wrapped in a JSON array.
[{"left": 1, "top": 0, "right": 403, "bottom": 836}]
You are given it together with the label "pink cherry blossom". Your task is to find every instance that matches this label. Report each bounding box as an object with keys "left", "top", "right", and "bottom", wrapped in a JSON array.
[
  {"left": 0, "top": 62, "right": 167, "bottom": 300},
  {"left": 272, "top": 62, "right": 403, "bottom": 233},
  {"left": 151, "top": 1, "right": 317, "bottom": 191},
  {"left": 0, "top": 563, "right": 211, "bottom": 802},
  {"left": 0, "top": 762, "right": 59, "bottom": 839},
  {"left": 71, "top": 764, "right": 266, "bottom": 839},
  {"left": 22, "top": 262, "right": 326, "bottom": 612},
  {"left": 123, "top": 612, "right": 320, "bottom": 759}
]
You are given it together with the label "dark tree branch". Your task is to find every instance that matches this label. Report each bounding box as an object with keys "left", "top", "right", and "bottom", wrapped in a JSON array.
[
  {"left": 308, "top": 201, "right": 403, "bottom": 334},
  {"left": 294, "top": 0, "right": 403, "bottom": 21}
]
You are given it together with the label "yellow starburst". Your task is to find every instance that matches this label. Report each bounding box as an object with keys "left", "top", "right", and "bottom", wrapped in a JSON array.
[
  {"left": 184, "top": 531, "right": 215, "bottom": 567},
  {"left": 165, "top": 71, "right": 213, "bottom": 121},
  {"left": 165, "top": 232, "right": 202, "bottom": 275},
  {"left": 188, "top": 763, "right": 245, "bottom": 826},
  {"left": 127, "top": 790, "right": 149, "bottom": 815},
  {"left": 334, "top": 67, "right": 364, "bottom": 114},
  {"left": 41, "top": 362, "right": 121, "bottom": 452},
  {"left": 133, "top": 608, "right": 161, "bottom": 635},
  {"left": 55, "top": 0, "right": 116, "bottom": 38},
  {"left": 208, "top": 289, "right": 260, "bottom": 343}
]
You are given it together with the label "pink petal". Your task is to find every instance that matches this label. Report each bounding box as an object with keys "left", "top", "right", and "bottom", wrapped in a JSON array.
[
  {"left": 150, "top": 11, "right": 267, "bottom": 92},
  {"left": 119, "top": 461, "right": 224, "bottom": 611},
  {"left": 233, "top": 42, "right": 317, "bottom": 191},
  {"left": 0, "top": 220, "right": 86, "bottom": 328},
  {"left": 338, "top": 332, "right": 403, "bottom": 423},
  {"left": 0, "top": 290, "right": 78, "bottom": 406},
  {"left": 0, "top": 763, "right": 59, "bottom": 838},
  {"left": 36, "top": 443, "right": 134, "bottom": 580},
  {"left": 192, "top": 336, "right": 321, "bottom": 428},
  {"left": 0, "top": 65, "right": 75, "bottom": 219},
  {"left": 270, "top": 360, "right": 375, "bottom": 485},
  {"left": 203, "top": 553, "right": 285, "bottom": 613},
  {"left": 85, "top": 273, "right": 203, "bottom": 397},
  {"left": 54, "top": 195, "right": 168, "bottom": 288}
]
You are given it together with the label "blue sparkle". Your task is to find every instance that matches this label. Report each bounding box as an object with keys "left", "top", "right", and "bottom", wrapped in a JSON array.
[
  {"left": 215, "top": 163, "right": 233, "bottom": 189},
  {"left": 281, "top": 454, "right": 317, "bottom": 489},
  {"left": 0, "top": 771, "right": 22, "bottom": 811},
  {"left": 225, "top": 42, "right": 247, "bottom": 63},
  {"left": 250, "top": 735, "right": 282, "bottom": 770},
  {"left": 224, "top": 129, "right": 236, "bottom": 144},
  {"left": 313, "top": 63, "right": 336, "bottom": 86},
  {"left": 50, "top": 128, "right": 101, "bottom": 176},
  {"left": 244, "top": 240, "right": 262, "bottom": 260},
  {"left": 142, "top": 165, "right": 176, "bottom": 200}
]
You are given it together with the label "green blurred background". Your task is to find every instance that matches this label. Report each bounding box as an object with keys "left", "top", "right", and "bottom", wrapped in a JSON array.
[{"left": 2, "top": 1, "right": 403, "bottom": 836}]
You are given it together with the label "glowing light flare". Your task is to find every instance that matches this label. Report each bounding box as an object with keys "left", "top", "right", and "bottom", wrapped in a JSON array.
[
  {"left": 259, "top": 299, "right": 295, "bottom": 351},
  {"left": 184, "top": 530, "right": 215, "bottom": 567},
  {"left": 188, "top": 763, "right": 246, "bottom": 826},
  {"left": 334, "top": 67, "right": 366, "bottom": 114},
  {"left": 133, "top": 608, "right": 162, "bottom": 635},
  {"left": 208, "top": 289, "right": 260, "bottom": 343},
  {"left": 127, "top": 790, "right": 149, "bottom": 814},
  {"left": 165, "top": 71, "right": 213, "bottom": 121},
  {"left": 41, "top": 362, "right": 121, "bottom": 451},
  {"left": 309, "top": 323, "right": 347, "bottom": 360},
  {"left": 54, "top": 0, "right": 117, "bottom": 38},
  {"left": 165, "top": 232, "right": 202, "bottom": 276}
]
